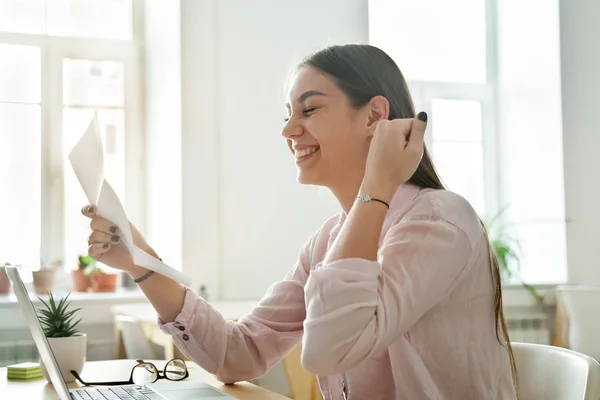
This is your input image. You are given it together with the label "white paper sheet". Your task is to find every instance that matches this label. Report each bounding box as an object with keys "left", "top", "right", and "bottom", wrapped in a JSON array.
[{"left": 69, "top": 111, "right": 193, "bottom": 287}]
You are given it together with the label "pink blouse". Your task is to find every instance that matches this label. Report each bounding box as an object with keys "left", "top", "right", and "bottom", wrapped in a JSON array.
[{"left": 159, "top": 184, "right": 517, "bottom": 399}]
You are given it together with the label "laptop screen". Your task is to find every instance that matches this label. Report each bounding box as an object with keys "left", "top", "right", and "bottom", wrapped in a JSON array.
[{"left": 6, "top": 266, "right": 73, "bottom": 400}]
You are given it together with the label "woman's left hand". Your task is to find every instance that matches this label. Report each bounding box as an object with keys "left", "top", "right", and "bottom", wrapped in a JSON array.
[{"left": 361, "top": 112, "right": 428, "bottom": 202}]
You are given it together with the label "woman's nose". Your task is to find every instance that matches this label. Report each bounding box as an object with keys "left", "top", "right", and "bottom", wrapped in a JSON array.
[{"left": 281, "top": 120, "right": 303, "bottom": 139}]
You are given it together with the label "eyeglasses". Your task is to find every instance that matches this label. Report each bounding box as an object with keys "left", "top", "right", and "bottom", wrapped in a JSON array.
[{"left": 71, "top": 358, "right": 189, "bottom": 386}]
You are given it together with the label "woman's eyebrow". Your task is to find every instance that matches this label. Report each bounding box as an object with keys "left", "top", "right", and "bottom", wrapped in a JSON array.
[{"left": 285, "top": 90, "right": 327, "bottom": 108}]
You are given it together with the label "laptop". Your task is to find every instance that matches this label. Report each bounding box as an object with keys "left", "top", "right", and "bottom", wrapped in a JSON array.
[{"left": 6, "top": 266, "right": 235, "bottom": 400}]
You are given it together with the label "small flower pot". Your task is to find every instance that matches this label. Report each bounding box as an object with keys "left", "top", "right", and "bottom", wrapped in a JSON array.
[
  {"left": 71, "top": 269, "right": 92, "bottom": 292},
  {"left": 32, "top": 270, "right": 56, "bottom": 295},
  {"left": 40, "top": 333, "right": 87, "bottom": 383},
  {"left": 0, "top": 268, "right": 10, "bottom": 295},
  {"left": 91, "top": 272, "right": 117, "bottom": 292}
]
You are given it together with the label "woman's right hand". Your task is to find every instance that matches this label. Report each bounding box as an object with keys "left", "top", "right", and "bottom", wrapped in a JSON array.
[{"left": 81, "top": 205, "right": 158, "bottom": 273}]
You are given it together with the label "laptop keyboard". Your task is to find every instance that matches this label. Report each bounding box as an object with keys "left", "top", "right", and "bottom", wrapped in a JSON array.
[{"left": 71, "top": 386, "right": 164, "bottom": 400}]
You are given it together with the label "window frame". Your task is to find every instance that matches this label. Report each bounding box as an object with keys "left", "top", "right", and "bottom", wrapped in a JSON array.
[
  {"left": 411, "top": 80, "right": 499, "bottom": 217},
  {"left": 370, "top": 0, "right": 569, "bottom": 283},
  {"left": 403, "top": 0, "right": 502, "bottom": 219},
  {"left": 0, "top": 2, "right": 144, "bottom": 287}
]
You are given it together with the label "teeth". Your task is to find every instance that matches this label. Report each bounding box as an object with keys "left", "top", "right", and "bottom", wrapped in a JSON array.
[{"left": 295, "top": 147, "right": 319, "bottom": 159}]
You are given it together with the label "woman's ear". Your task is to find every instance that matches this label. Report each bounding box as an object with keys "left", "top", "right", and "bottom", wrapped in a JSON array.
[{"left": 366, "top": 95, "right": 390, "bottom": 132}]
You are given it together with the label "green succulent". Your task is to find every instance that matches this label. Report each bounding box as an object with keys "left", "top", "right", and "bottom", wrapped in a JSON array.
[{"left": 37, "top": 292, "right": 82, "bottom": 338}]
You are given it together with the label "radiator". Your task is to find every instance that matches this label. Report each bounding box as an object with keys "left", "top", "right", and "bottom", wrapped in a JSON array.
[
  {"left": 0, "top": 339, "right": 115, "bottom": 367},
  {"left": 0, "top": 340, "right": 39, "bottom": 366},
  {"left": 506, "top": 313, "right": 551, "bottom": 345}
]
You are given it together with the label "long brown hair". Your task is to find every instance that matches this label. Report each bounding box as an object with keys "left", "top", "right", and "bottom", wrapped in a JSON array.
[{"left": 301, "top": 44, "right": 518, "bottom": 390}]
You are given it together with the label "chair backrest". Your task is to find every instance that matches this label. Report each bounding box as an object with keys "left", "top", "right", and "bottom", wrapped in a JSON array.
[
  {"left": 512, "top": 342, "right": 600, "bottom": 400},
  {"left": 556, "top": 285, "right": 600, "bottom": 361},
  {"left": 115, "top": 315, "right": 155, "bottom": 360}
]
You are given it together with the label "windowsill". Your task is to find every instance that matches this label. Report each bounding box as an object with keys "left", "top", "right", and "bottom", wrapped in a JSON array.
[
  {"left": 502, "top": 282, "right": 560, "bottom": 307},
  {"left": 0, "top": 288, "right": 147, "bottom": 309},
  {"left": 0, "top": 288, "right": 151, "bottom": 329},
  {"left": 502, "top": 282, "right": 563, "bottom": 290},
  {"left": 0, "top": 283, "right": 561, "bottom": 307}
]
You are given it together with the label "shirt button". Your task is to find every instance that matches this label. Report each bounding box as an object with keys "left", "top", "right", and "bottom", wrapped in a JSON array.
[
  {"left": 182, "top": 334, "right": 189, "bottom": 341},
  {"left": 178, "top": 326, "right": 185, "bottom": 331}
]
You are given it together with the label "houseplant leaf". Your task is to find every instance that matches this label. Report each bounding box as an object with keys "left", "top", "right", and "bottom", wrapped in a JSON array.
[
  {"left": 485, "top": 208, "right": 544, "bottom": 303},
  {"left": 36, "top": 292, "right": 83, "bottom": 338}
]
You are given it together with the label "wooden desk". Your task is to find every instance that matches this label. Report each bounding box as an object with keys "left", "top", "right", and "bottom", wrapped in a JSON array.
[{"left": 0, "top": 359, "right": 289, "bottom": 400}]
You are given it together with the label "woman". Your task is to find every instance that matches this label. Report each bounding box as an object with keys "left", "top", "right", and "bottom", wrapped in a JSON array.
[{"left": 83, "top": 44, "right": 517, "bottom": 399}]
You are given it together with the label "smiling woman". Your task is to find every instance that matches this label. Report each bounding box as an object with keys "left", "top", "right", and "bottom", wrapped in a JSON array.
[{"left": 79, "top": 44, "right": 517, "bottom": 400}]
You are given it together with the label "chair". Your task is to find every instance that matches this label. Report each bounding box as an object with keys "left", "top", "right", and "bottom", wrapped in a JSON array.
[
  {"left": 252, "top": 344, "right": 322, "bottom": 399},
  {"left": 556, "top": 286, "right": 600, "bottom": 361},
  {"left": 281, "top": 344, "right": 322, "bottom": 400},
  {"left": 512, "top": 342, "right": 600, "bottom": 400},
  {"left": 114, "top": 315, "right": 156, "bottom": 360}
]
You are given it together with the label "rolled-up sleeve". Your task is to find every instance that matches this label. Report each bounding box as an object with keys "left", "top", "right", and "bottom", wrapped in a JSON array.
[
  {"left": 158, "top": 233, "right": 318, "bottom": 383},
  {"left": 301, "top": 216, "right": 474, "bottom": 375}
]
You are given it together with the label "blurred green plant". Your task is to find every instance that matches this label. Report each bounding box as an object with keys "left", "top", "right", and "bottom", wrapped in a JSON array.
[
  {"left": 78, "top": 254, "right": 96, "bottom": 274},
  {"left": 485, "top": 207, "right": 544, "bottom": 303}
]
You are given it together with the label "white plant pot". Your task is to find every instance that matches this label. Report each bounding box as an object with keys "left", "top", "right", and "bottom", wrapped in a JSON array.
[{"left": 40, "top": 333, "right": 87, "bottom": 383}]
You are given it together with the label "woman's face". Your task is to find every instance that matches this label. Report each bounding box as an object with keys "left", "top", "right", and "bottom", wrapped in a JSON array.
[{"left": 282, "top": 66, "right": 372, "bottom": 188}]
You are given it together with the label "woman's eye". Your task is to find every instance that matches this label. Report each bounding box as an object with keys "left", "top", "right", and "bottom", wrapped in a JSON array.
[{"left": 284, "top": 107, "right": 317, "bottom": 122}]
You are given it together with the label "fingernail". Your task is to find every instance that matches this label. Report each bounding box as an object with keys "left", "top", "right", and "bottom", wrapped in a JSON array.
[
  {"left": 111, "top": 235, "right": 120, "bottom": 243},
  {"left": 109, "top": 226, "right": 117, "bottom": 234},
  {"left": 417, "top": 111, "right": 428, "bottom": 122},
  {"left": 87, "top": 206, "right": 95, "bottom": 213},
  {"left": 102, "top": 243, "right": 109, "bottom": 249}
]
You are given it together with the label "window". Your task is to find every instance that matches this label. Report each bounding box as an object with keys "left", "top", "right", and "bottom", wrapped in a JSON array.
[
  {"left": 369, "top": 0, "right": 494, "bottom": 217},
  {"left": 369, "top": 0, "right": 567, "bottom": 283},
  {"left": 63, "top": 60, "right": 127, "bottom": 276},
  {"left": 0, "top": 0, "right": 142, "bottom": 278},
  {"left": 0, "top": 44, "right": 42, "bottom": 269}
]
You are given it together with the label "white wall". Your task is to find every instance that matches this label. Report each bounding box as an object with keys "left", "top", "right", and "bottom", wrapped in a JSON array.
[
  {"left": 496, "top": 0, "right": 567, "bottom": 283},
  {"left": 559, "top": 0, "right": 600, "bottom": 284},
  {"left": 177, "top": 0, "right": 368, "bottom": 299}
]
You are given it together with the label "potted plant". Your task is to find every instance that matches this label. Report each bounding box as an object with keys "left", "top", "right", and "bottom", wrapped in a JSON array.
[
  {"left": 0, "top": 262, "right": 12, "bottom": 295},
  {"left": 84, "top": 263, "right": 118, "bottom": 293},
  {"left": 32, "top": 260, "right": 62, "bottom": 295},
  {"left": 485, "top": 208, "right": 544, "bottom": 303},
  {"left": 37, "top": 292, "right": 86, "bottom": 383},
  {"left": 72, "top": 255, "right": 93, "bottom": 292}
]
